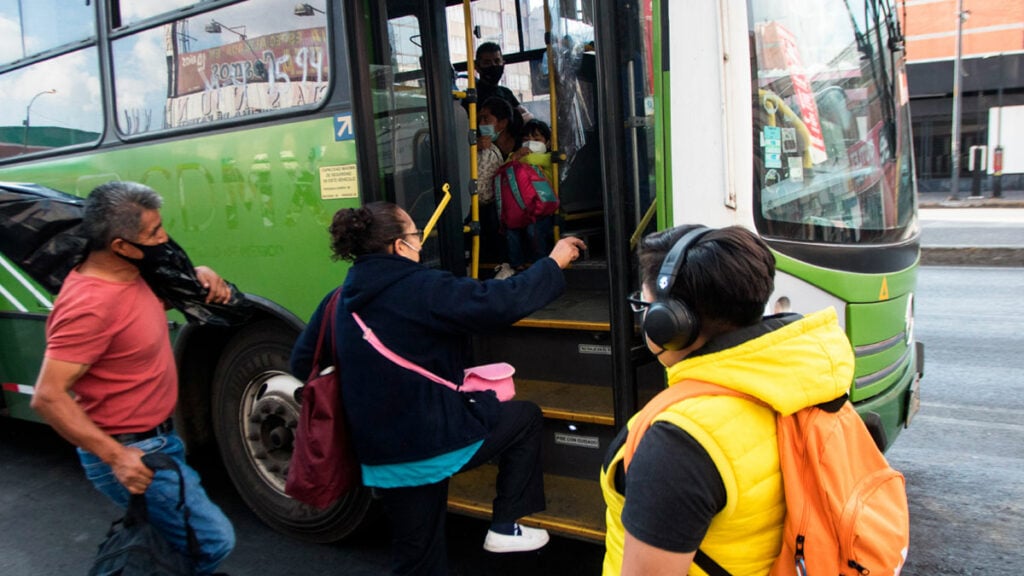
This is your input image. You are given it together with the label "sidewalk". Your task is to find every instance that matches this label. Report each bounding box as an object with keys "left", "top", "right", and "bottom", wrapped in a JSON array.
[
  {"left": 917, "top": 189, "right": 1024, "bottom": 267},
  {"left": 918, "top": 188, "right": 1024, "bottom": 209}
]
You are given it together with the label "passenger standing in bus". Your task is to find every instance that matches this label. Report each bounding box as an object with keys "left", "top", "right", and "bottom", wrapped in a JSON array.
[
  {"left": 291, "top": 202, "right": 586, "bottom": 576},
  {"left": 503, "top": 118, "right": 557, "bottom": 275},
  {"left": 30, "top": 181, "right": 236, "bottom": 575},
  {"left": 467, "top": 41, "right": 533, "bottom": 122},
  {"left": 477, "top": 96, "right": 521, "bottom": 277},
  {"left": 600, "top": 225, "right": 853, "bottom": 576}
]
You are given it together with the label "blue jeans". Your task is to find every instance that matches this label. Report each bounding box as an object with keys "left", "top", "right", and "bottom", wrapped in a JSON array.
[
  {"left": 78, "top": 431, "right": 235, "bottom": 575},
  {"left": 506, "top": 215, "right": 554, "bottom": 268},
  {"left": 377, "top": 401, "right": 545, "bottom": 575}
]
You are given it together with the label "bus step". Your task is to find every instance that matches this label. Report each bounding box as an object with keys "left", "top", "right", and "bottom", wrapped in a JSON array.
[
  {"left": 448, "top": 465, "right": 606, "bottom": 543},
  {"left": 516, "top": 379, "right": 615, "bottom": 426}
]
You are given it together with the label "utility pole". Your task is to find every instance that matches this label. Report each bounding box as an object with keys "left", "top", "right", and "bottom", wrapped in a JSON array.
[{"left": 948, "top": 0, "right": 967, "bottom": 201}]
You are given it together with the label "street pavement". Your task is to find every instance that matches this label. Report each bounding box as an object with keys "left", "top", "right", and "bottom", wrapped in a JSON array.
[{"left": 918, "top": 188, "right": 1024, "bottom": 267}]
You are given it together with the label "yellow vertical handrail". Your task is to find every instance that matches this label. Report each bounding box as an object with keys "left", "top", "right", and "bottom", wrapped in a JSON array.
[
  {"left": 544, "top": 0, "right": 562, "bottom": 242},
  {"left": 463, "top": 0, "right": 480, "bottom": 278}
]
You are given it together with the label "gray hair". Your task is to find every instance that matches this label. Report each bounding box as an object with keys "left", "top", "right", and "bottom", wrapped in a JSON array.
[{"left": 82, "top": 181, "right": 164, "bottom": 251}]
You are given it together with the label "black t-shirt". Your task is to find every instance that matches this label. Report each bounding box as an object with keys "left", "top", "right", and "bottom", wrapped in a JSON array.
[
  {"left": 608, "top": 422, "right": 727, "bottom": 552},
  {"left": 464, "top": 80, "right": 520, "bottom": 113}
]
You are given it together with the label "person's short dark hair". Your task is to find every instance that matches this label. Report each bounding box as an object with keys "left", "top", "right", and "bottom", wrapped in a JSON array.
[
  {"left": 329, "top": 202, "right": 405, "bottom": 261},
  {"left": 476, "top": 42, "right": 502, "bottom": 60},
  {"left": 638, "top": 225, "right": 775, "bottom": 336},
  {"left": 522, "top": 119, "right": 551, "bottom": 143},
  {"left": 82, "top": 181, "right": 163, "bottom": 252},
  {"left": 480, "top": 96, "right": 522, "bottom": 140}
]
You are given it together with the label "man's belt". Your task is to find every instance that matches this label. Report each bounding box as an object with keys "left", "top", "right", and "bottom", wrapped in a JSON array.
[{"left": 111, "top": 418, "right": 174, "bottom": 444}]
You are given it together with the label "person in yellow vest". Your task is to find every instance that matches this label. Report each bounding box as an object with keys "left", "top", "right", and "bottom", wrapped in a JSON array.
[{"left": 600, "top": 224, "right": 853, "bottom": 575}]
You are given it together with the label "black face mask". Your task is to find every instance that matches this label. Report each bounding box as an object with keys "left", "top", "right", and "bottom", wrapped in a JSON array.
[
  {"left": 117, "top": 236, "right": 182, "bottom": 272},
  {"left": 478, "top": 64, "right": 504, "bottom": 85}
]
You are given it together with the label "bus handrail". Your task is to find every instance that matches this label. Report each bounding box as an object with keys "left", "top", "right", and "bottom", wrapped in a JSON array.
[
  {"left": 462, "top": 0, "right": 480, "bottom": 279},
  {"left": 423, "top": 184, "right": 452, "bottom": 242},
  {"left": 759, "top": 89, "right": 814, "bottom": 169}
]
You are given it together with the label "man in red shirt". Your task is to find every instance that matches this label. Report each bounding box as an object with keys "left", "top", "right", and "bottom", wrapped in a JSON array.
[{"left": 31, "top": 181, "right": 235, "bottom": 575}]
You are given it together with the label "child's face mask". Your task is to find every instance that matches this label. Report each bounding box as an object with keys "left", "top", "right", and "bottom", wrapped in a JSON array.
[{"left": 524, "top": 140, "right": 547, "bottom": 154}]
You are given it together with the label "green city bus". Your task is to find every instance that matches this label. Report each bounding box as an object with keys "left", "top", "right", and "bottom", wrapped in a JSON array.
[{"left": 0, "top": 0, "right": 922, "bottom": 543}]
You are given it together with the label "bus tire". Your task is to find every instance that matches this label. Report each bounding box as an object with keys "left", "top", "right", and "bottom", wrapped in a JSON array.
[{"left": 211, "top": 320, "right": 371, "bottom": 543}]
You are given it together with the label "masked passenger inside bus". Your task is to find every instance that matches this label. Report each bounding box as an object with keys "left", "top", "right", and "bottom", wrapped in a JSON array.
[
  {"left": 498, "top": 118, "right": 557, "bottom": 278},
  {"left": 476, "top": 96, "right": 522, "bottom": 276},
  {"left": 290, "top": 202, "right": 586, "bottom": 575},
  {"left": 465, "top": 41, "right": 532, "bottom": 123}
]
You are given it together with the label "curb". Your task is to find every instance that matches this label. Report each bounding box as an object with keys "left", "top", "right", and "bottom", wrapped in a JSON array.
[
  {"left": 921, "top": 246, "right": 1024, "bottom": 267},
  {"left": 919, "top": 199, "right": 1024, "bottom": 209}
]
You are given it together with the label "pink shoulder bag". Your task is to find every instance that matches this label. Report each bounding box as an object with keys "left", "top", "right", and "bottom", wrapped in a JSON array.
[{"left": 351, "top": 312, "right": 516, "bottom": 401}]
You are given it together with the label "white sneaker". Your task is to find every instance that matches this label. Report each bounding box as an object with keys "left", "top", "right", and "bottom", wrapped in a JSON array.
[
  {"left": 494, "top": 263, "right": 515, "bottom": 280},
  {"left": 483, "top": 523, "right": 550, "bottom": 553}
]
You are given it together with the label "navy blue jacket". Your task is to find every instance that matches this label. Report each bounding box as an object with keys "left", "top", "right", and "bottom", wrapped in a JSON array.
[{"left": 291, "top": 254, "right": 565, "bottom": 466}]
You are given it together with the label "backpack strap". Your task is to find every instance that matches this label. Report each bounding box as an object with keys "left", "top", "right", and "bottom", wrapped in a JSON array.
[
  {"left": 623, "top": 379, "right": 759, "bottom": 471},
  {"left": 138, "top": 452, "right": 201, "bottom": 562},
  {"left": 694, "top": 549, "right": 733, "bottom": 576},
  {"left": 505, "top": 163, "right": 528, "bottom": 210},
  {"left": 310, "top": 288, "right": 342, "bottom": 380},
  {"left": 622, "top": 379, "right": 765, "bottom": 576}
]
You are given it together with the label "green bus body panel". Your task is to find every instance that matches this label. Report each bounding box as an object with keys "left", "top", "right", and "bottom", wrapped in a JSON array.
[
  {"left": 0, "top": 315, "right": 47, "bottom": 422},
  {"left": 1, "top": 118, "right": 359, "bottom": 323},
  {"left": 847, "top": 346, "right": 915, "bottom": 447},
  {"left": 848, "top": 294, "right": 911, "bottom": 348},
  {"left": 653, "top": 0, "right": 672, "bottom": 230},
  {"left": 774, "top": 251, "right": 919, "bottom": 306},
  {"left": 773, "top": 252, "right": 918, "bottom": 439},
  {"left": 848, "top": 294, "right": 912, "bottom": 401},
  {"left": 0, "top": 269, "right": 49, "bottom": 313}
]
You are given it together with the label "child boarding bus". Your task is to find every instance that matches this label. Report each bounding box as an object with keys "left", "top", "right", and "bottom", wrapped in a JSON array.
[{"left": 0, "top": 0, "right": 922, "bottom": 542}]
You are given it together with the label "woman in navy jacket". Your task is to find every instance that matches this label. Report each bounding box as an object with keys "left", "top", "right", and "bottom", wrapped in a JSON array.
[{"left": 291, "top": 202, "right": 585, "bottom": 575}]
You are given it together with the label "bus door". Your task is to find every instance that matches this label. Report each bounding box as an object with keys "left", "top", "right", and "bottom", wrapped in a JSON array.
[
  {"left": 444, "top": 0, "right": 664, "bottom": 541},
  {"left": 345, "top": 0, "right": 662, "bottom": 541},
  {"left": 344, "top": 1, "right": 468, "bottom": 275}
]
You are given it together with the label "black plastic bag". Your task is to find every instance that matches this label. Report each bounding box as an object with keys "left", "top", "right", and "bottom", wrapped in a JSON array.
[
  {"left": 0, "top": 181, "right": 251, "bottom": 326},
  {"left": 88, "top": 453, "right": 198, "bottom": 576},
  {"left": 132, "top": 236, "right": 253, "bottom": 327},
  {"left": 0, "top": 181, "right": 87, "bottom": 293}
]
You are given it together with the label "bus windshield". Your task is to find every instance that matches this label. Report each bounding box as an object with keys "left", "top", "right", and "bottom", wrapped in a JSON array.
[{"left": 749, "top": 0, "right": 916, "bottom": 244}]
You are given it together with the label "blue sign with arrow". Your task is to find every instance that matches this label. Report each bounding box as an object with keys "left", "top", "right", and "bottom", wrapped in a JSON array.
[{"left": 334, "top": 113, "right": 354, "bottom": 141}]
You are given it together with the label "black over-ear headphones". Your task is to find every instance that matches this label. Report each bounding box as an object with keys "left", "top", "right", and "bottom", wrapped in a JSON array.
[{"left": 642, "top": 226, "right": 712, "bottom": 351}]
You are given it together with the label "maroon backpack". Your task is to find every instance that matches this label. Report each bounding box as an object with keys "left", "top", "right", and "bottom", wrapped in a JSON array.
[{"left": 285, "top": 288, "right": 361, "bottom": 509}]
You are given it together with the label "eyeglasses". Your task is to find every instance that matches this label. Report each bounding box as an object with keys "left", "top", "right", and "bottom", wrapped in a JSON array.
[
  {"left": 627, "top": 290, "right": 653, "bottom": 314},
  {"left": 398, "top": 238, "right": 421, "bottom": 253},
  {"left": 401, "top": 228, "right": 424, "bottom": 242}
]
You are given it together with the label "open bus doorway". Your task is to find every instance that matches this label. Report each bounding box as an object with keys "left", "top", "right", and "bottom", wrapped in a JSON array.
[{"left": 344, "top": 0, "right": 666, "bottom": 541}]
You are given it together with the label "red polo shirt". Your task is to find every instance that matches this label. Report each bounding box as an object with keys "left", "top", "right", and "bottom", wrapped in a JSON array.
[{"left": 45, "top": 269, "right": 177, "bottom": 434}]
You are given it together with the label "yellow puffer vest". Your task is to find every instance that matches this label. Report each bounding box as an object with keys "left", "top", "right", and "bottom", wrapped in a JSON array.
[{"left": 601, "top": 393, "right": 784, "bottom": 575}]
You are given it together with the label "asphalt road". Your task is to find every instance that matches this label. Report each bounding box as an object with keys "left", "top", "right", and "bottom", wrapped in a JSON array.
[
  {"left": 885, "top": 266, "right": 1024, "bottom": 574},
  {"left": 0, "top": 420, "right": 604, "bottom": 575}
]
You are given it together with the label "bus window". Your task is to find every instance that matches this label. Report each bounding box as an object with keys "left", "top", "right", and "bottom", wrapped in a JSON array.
[
  {"left": 0, "top": 0, "right": 94, "bottom": 65},
  {"left": 750, "top": 0, "right": 915, "bottom": 243},
  {"left": 115, "top": 0, "right": 205, "bottom": 28},
  {"left": 111, "top": 0, "right": 330, "bottom": 135},
  {"left": 0, "top": 50, "right": 102, "bottom": 159}
]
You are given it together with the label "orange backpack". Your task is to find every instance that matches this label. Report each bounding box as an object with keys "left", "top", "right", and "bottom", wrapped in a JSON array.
[{"left": 623, "top": 380, "right": 910, "bottom": 576}]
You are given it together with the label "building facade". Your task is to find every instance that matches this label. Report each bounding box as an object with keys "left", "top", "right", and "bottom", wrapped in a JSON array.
[{"left": 904, "top": 0, "right": 1024, "bottom": 194}]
